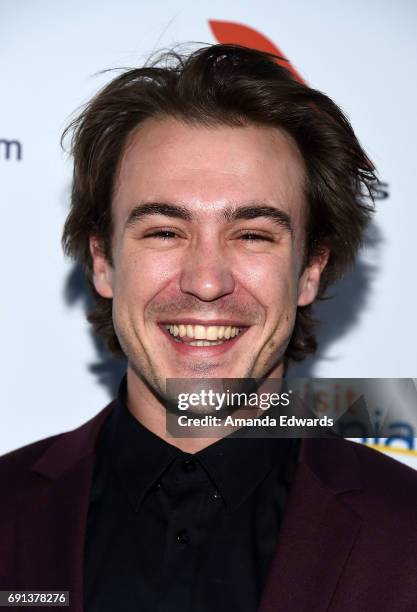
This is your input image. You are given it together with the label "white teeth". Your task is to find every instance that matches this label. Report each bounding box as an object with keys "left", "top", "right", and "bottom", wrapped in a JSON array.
[
  {"left": 165, "top": 323, "right": 243, "bottom": 342},
  {"left": 189, "top": 340, "right": 223, "bottom": 346},
  {"left": 206, "top": 326, "right": 218, "bottom": 340},
  {"left": 194, "top": 325, "right": 206, "bottom": 340}
]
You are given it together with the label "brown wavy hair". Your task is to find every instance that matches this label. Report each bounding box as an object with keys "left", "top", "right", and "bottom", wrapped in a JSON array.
[{"left": 62, "top": 43, "right": 379, "bottom": 363}]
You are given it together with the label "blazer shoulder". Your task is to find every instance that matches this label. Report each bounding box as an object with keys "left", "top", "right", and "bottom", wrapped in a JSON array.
[
  {"left": 348, "top": 439, "right": 417, "bottom": 512},
  {"left": 0, "top": 434, "right": 62, "bottom": 480},
  {"left": 0, "top": 434, "right": 64, "bottom": 518},
  {"left": 351, "top": 439, "right": 417, "bottom": 483},
  {"left": 0, "top": 402, "right": 115, "bottom": 500}
]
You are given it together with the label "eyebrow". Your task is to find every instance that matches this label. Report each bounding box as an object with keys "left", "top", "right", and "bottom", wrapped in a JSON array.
[
  {"left": 125, "top": 203, "right": 192, "bottom": 227},
  {"left": 125, "top": 202, "right": 292, "bottom": 233},
  {"left": 224, "top": 205, "right": 292, "bottom": 234}
]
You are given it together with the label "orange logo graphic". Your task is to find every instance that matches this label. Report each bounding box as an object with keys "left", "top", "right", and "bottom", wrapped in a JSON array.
[{"left": 209, "top": 20, "right": 305, "bottom": 85}]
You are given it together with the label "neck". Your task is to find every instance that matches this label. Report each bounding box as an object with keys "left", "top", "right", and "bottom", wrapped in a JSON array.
[{"left": 125, "top": 363, "right": 285, "bottom": 453}]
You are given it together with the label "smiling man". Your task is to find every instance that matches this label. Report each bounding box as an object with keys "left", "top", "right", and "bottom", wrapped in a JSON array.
[
  {"left": 2, "top": 44, "right": 417, "bottom": 612},
  {"left": 90, "top": 117, "right": 325, "bottom": 445}
]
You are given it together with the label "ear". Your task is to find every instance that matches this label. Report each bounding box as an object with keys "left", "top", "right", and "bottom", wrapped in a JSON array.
[
  {"left": 89, "top": 236, "right": 113, "bottom": 298},
  {"left": 297, "top": 249, "right": 329, "bottom": 307}
]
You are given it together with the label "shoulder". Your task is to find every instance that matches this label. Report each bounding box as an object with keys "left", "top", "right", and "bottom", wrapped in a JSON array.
[
  {"left": 0, "top": 434, "right": 64, "bottom": 522},
  {"left": 348, "top": 439, "right": 417, "bottom": 508},
  {"left": 327, "top": 439, "right": 417, "bottom": 542},
  {"left": 0, "top": 403, "right": 115, "bottom": 503},
  {"left": 303, "top": 436, "right": 417, "bottom": 517},
  {"left": 0, "top": 434, "right": 61, "bottom": 484}
]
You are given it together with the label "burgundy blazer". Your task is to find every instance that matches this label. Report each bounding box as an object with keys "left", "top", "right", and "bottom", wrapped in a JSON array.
[{"left": 2, "top": 402, "right": 417, "bottom": 611}]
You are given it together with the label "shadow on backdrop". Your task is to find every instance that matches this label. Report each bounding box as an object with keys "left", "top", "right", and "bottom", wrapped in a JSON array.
[
  {"left": 64, "top": 268, "right": 127, "bottom": 398},
  {"left": 291, "top": 220, "right": 383, "bottom": 378},
  {"left": 63, "top": 220, "right": 383, "bottom": 398}
]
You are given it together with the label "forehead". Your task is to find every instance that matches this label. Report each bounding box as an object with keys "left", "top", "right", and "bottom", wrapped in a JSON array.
[{"left": 113, "top": 116, "right": 306, "bottom": 227}]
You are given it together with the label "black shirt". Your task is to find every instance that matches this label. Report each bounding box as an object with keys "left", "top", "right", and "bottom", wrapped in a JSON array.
[{"left": 83, "top": 378, "right": 299, "bottom": 612}]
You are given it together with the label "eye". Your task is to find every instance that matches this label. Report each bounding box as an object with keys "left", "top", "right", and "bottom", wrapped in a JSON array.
[
  {"left": 144, "top": 230, "right": 178, "bottom": 240},
  {"left": 239, "top": 232, "right": 274, "bottom": 242}
]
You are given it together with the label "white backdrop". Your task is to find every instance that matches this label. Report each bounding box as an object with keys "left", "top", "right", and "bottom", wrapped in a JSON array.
[{"left": 1, "top": 0, "right": 416, "bottom": 466}]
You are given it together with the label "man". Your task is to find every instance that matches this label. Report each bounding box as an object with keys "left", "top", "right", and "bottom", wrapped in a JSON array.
[{"left": 1, "top": 44, "right": 417, "bottom": 611}]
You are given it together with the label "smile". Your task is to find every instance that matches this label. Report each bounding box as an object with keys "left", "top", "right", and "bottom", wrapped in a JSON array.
[{"left": 164, "top": 323, "right": 244, "bottom": 346}]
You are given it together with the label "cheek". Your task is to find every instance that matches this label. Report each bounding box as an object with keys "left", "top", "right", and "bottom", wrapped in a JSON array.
[
  {"left": 237, "top": 253, "right": 299, "bottom": 310},
  {"left": 112, "top": 247, "right": 176, "bottom": 311}
]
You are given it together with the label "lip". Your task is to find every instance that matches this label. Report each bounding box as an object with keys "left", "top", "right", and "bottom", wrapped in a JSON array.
[{"left": 158, "top": 323, "right": 249, "bottom": 356}]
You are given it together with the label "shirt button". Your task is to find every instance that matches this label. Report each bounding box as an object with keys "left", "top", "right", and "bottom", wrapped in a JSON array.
[
  {"left": 181, "top": 458, "right": 197, "bottom": 473},
  {"left": 176, "top": 530, "right": 190, "bottom": 545},
  {"left": 212, "top": 490, "right": 221, "bottom": 500}
]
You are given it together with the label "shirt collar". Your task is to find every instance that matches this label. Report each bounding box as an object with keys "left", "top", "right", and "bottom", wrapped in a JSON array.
[
  {"left": 196, "top": 434, "right": 297, "bottom": 511},
  {"left": 110, "top": 376, "right": 298, "bottom": 512},
  {"left": 111, "top": 377, "right": 180, "bottom": 511}
]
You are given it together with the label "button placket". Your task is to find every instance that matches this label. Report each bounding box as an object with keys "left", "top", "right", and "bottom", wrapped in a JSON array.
[
  {"left": 176, "top": 529, "right": 191, "bottom": 545},
  {"left": 181, "top": 458, "right": 197, "bottom": 474}
]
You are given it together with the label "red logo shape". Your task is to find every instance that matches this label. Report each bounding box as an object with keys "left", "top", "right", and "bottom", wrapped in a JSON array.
[{"left": 208, "top": 20, "right": 305, "bottom": 85}]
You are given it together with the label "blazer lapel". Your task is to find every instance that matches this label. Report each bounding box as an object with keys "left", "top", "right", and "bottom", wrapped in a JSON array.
[
  {"left": 258, "top": 438, "right": 363, "bottom": 612},
  {"left": 16, "top": 403, "right": 114, "bottom": 612}
]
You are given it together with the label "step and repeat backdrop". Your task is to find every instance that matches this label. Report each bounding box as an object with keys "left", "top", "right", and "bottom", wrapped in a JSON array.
[{"left": 2, "top": 1, "right": 417, "bottom": 465}]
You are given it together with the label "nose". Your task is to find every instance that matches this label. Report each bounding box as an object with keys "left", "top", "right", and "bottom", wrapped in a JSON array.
[{"left": 179, "top": 239, "right": 235, "bottom": 301}]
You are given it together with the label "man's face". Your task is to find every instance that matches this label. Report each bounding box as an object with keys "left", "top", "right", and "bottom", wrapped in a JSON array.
[{"left": 91, "top": 117, "right": 326, "bottom": 395}]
